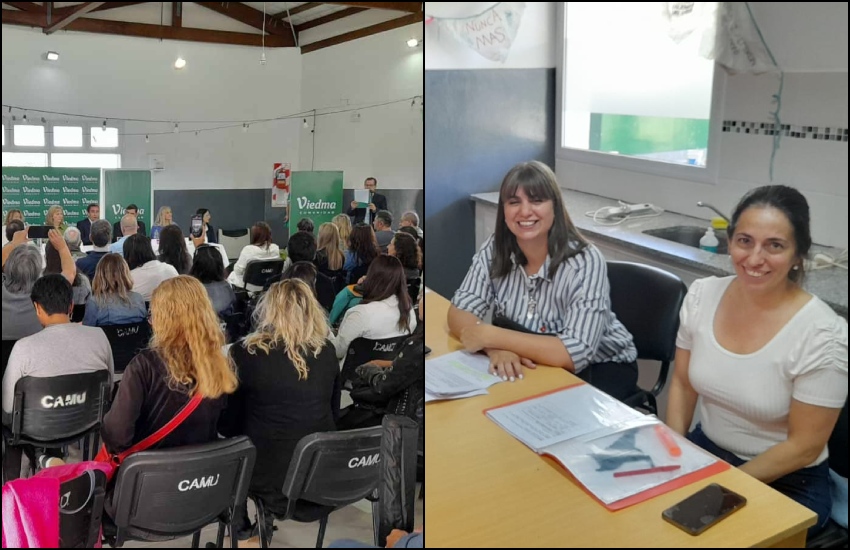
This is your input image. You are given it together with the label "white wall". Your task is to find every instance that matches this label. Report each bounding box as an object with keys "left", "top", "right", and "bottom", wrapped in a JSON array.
[
  {"left": 2, "top": 25, "right": 302, "bottom": 191},
  {"left": 424, "top": 2, "right": 555, "bottom": 70},
  {"left": 556, "top": 2, "right": 849, "bottom": 249},
  {"left": 300, "top": 24, "right": 423, "bottom": 189}
]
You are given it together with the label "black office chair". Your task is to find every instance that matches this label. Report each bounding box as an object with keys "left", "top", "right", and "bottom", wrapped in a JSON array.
[
  {"left": 71, "top": 304, "right": 86, "bottom": 323},
  {"left": 5, "top": 370, "right": 111, "bottom": 477},
  {"left": 243, "top": 259, "right": 284, "bottom": 294},
  {"left": 407, "top": 276, "right": 422, "bottom": 304},
  {"left": 807, "top": 399, "right": 848, "bottom": 548},
  {"left": 99, "top": 322, "right": 151, "bottom": 378},
  {"left": 59, "top": 469, "right": 108, "bottom": 548},
  {"left": 219, "top": 311, "right": 249, "bottom": 345},
  {"left": 606, "top": 261, "right": 687, "bottom": 415},
  {"left": 103, "top": 436, "right": 256, "bottom": 548},
  {"left": 340, "top": 335, "right": 410, "bottom": 387},
  {"left": 375, "top": 415, "right": 419, "bottom": 547},
  {"left": 251, "top": 424, "right": 384, "bottom": 549},
  {"left": 2, "top": 339, "right": 18, "bottom": 377}
]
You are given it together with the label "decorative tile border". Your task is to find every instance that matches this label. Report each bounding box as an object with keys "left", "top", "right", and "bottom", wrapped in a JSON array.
[{"left": 722, "top": 120, "right": 848, "bottom": 142}]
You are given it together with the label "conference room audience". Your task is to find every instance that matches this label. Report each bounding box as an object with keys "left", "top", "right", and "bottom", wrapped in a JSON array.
[
  {"left": 112, "top": 204, "right": 146, "bottom": 243},
  {"left": 332, "top": 255, "right": 417, "bottom": 362},
  {"left": 76, "top": 219, "right": 112, "bottom": 280},
  {"left": 63, "top": 226, "right": 88, "bottom": 260},
  {"left": 344, "top": 223, "right": 381, "bottom": 285},
  {"left": 82, "top": 253, "right": 147, "bottom": 327},
  {"left": 190, "top": 244, "right": 237, "bottom": 316},
  {"left": 2, "top": 237, "right": 48, "bottom": 340},
  {"left": 101, "top": 276, "right": 237, "bottom": 519},
  {"left": 4, "top": 219, "right": 25, "bottom": 248},
  {"left": 389, "top": 232, "right": 421, "bottom": 281},
  {"left": 123, "top": 234, "right": 179, "bottom": 301},
  {"left": 196, "top": 208, "right": 217, "bottom": 244},
  {"left": 667, "top": 185, "right": 848, "bottom": 537},
  {"left": 45, "top": 205, "right": 68, "bottom": 233},
  {"left": 286, "top": 231, "right": 336, "bottom": 310},
  {"left": 158, "top": 224, "right": 192, "bottom": 275},
  {"left": 2, "top": 209, "right": 24, "bottom": 246},
  {"left": 399, "top": 211, "right": 423, "bottom": 238},
  {"left": 332, "top": 213, "right": 352, "bottom": 250},
  {"left": 297, "top": 217, "right": 315, "bottom": 234},
  {"left": 76, "top": 203, "right": 100, "bottom": 245},
  {"left": 219, "top": 279, "right": 338, "bottom": 544},
  {"left": 44, "top": 240, "right": 91, "bottom": 306},
  {"left": 315, "top": 222, "right": 347, "bottom": 292},
  {"left": 109, "top": 213, "right": 140, "bottom": 254},
  {"left": 2, "top": 274, "right": 114, "bottom": 475},
  {"left": 396, "top": 226, "right": 420, "bottom": 247},
  {"left": 150, "top": 205, "right": 175, "bottom": 240},
  {"left": 373, "top": 210, "right": 395, "bottom": 252},
  {"left": 227, "top": 222, "right": 279, "bottom": 289}
]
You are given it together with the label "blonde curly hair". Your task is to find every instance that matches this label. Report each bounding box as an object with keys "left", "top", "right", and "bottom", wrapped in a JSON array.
[
  {"left": 149, "top": 276, "right": 237, "bottom": 398},
  {"left": 243, "top": 279, "right": 330, "bottom": 380}
]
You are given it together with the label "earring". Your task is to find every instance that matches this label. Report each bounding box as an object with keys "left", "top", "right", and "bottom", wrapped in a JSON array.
[{"left": 792, "top": 265, "right": 800, "bottom": 270}]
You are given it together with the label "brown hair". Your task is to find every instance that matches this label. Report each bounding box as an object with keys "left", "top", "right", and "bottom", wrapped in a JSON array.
[
  {"left": 361, "top": 255, "right": 412, "bottom": 333},
  {"left": 92, "top": 253, "right": 134, "bottom": 306},
  {"left": 250, "top": 221, "right": 273, "bottom": 248}
]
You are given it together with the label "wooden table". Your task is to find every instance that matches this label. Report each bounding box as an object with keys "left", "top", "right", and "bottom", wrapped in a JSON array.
[{"left": 424, "top": 290, "right": 816, "bottom": 548}]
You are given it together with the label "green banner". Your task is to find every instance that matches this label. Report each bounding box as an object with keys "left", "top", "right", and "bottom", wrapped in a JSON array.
[
  {"left": 103, "top": 170, "right": 152, "bottom": 227},
  {"left": 2, "top": 167, "right": 101, "bottom": 227},
  {"left": 288, "top": 171, "right": 344, "bottom": 235}
]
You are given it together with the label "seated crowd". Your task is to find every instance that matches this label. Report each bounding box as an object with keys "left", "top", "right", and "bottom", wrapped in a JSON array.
[{"left": 1, "top": 201, "right": 424, "bottom": 547}]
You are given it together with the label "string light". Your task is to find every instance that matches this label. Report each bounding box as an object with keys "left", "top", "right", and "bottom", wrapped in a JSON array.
[
  {"left": 102, "top": 119, "right": 107, "bottom": 131},
  {"left": 243, "top": 123, "right": 249, "bottom": 133},
  {"left": 145, "top": 135, "right": 150, "bottom": 143},
  {"left": 22, "top": 112, "right": 27, "bottom": 124},
  {"left": 173, "top": 123, "right": 179, "bottom": 133},
  {"left": 303, "top": 118, "right": 308, "bottom": 129}
]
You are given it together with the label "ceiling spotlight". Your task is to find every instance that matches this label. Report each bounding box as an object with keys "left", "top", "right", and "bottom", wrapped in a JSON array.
[
  {"left": 46, "top": 51, "right": 59, "bottom": 61},
  {"left": 173, "top": 123, "right": 179, "bottom": 133},
  {"left": 174, "top": 57, "right": 187, "bottom": 69},
  {"left": 407, "top": 38, "right": 420, "bottom": 48},
  {"left": 243, "top": 123, "right": 249, "bottom": 133},
  {"left": 303, "top": 119, "right": 308, "bottom": 129},
  {"left": 22, "top": 113, "right": 28, "bottom": 124},
  {"left": 145, "top": 135, "right": 150, "bottom": 143}
]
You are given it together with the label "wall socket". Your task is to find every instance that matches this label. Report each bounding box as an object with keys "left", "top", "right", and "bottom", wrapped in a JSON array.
[{"left": 350, "top": 111, "right": 361, "bottom": 123}]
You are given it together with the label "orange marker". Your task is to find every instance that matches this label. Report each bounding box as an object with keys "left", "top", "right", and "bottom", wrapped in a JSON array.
[{"left": 655, "top": 424, "right": 682, "bottom": 458}]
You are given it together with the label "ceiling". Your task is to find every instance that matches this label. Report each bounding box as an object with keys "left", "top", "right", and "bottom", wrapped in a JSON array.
[{"left": 1, "top": 2, "right": 424, "bottom": 53}]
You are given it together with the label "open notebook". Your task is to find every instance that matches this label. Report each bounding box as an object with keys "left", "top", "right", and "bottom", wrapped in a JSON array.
[{"left": 484, "top": 383, "right": 728, "bottom": 509}]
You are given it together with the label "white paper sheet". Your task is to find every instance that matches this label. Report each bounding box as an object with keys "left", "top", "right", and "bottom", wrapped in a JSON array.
[{"left": 425, "top": 350, "right": 501, "bottom": 396}]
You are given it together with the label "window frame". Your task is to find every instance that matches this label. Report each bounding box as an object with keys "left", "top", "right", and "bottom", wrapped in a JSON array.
[
  {"left": 554, "top": 2, "right": 725, "bottom": 184},
  {"left": 2, "top": 116, "right": 124, "bottom": 167}
]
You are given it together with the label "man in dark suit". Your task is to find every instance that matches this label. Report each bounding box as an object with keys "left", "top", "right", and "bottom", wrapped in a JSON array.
[
  {"left": 346, "top": 177, "right": 388, "bottom": 225},
  {"left": 76, "top": 203, "right": 100, "bottom": 245},
  {"left": 112, "top": 203, "right": 146, "bottom": 242}
]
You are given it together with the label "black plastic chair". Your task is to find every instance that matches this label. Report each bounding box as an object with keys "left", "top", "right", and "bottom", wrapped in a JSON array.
[
  {"left": 606, "top": 261, "right": 687, "bottom": 415},
  {"left": 243, "top": 259, "right": 284, "bottom": 294},
  {"left": 220, "top": 311, "right": 249, "bottom": 345},
  {"left": 406, "top": 277, "right": 421, "bottom": 304},
  {"left": 375, "top": 415, "right": 419, "bottom": 547},
  {"left": 99, "top": 321, "right": 151, "bottom": 378},
  {"left": 103, "top": 436, "right": 256, "bottom": 548},
  {"left": 59, "top": 469, "right": 108, "bottom": 548},
  {"left": 252, "top": 425, "right": 384, "bottom": 549},
  {"left": 340, "top": 335, "right": 410, "bottom": 387},
  {"left": 807, "top": 399, "right": 848, "bottom": 548},
  {"left": 2, "top": 339, "right": 18, "bottom": 378},
  {"left": 6, "top": 370, "right": 111, "bottom": 475},
  {"left": 71, "top": 304, "right": 86, "bottom": 323}
]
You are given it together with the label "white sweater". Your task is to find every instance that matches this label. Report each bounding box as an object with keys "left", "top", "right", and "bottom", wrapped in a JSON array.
[
  {"left": 131, "top": 260, "right": 179, "bottom": 301},
  {"left": 227, "top": 244, "right": 280, "bottom": 288},
  {"left": 331, "top": 295, "right": 417, "bottom": 361}
]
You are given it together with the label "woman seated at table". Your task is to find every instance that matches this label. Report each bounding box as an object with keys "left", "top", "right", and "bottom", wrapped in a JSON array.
[
  {"left": 123, "top": 234, "right": 179, "bottom": 301},
  {"left": 83, "top": 253, "right": 147, "bottom": 327},
  {"left": 219, "top": 279, "right": 337, "bottom": 544},
  {"left": 149, "top": 205, "right": 175, "bottom": 240},
  {"left": 45, "top": 205, "right": 68, "bottom": 234},
  {"left": 157, "top": 224, "right": 192, "bottom": 275},
  {"left": 44, "top": 239, "right": 91, "bottom": 306},
  {"left": 343, "top": 223, "right": 380, "bottom": 285},
  {"left": 332, "top": 255, "right": 416, "bottom": 362},
  {"left": 227, "top": 222, "right": 279, "bottom": 289},
  {"left": 447, "top": 161, "right": 638, "bottom": 401},
  {"left": 666, "top": 185, "right": 847, "bottom": 537},
  {"left": 190, "top": 245, "right": 237, "bottom": 316},
  {"left": 196, "top": 208, "right": 217, "bottom": 244}
]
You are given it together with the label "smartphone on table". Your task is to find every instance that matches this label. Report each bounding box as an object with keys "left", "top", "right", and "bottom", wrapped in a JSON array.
[
  {"left": 662, "top": 483, "right": 747, "bottom": 535},
  {"left": 190, "top": 215, "right": 204, "bottom": 238}
]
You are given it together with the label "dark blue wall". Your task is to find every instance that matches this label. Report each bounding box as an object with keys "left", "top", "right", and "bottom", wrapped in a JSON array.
[{"left": 424, "top": 68, "right": 556, "bottom": 297}]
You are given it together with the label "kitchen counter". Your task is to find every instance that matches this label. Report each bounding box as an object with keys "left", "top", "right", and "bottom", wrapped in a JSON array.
[{"left": 471, "top": 189, "right": 848, "bottom": 317}]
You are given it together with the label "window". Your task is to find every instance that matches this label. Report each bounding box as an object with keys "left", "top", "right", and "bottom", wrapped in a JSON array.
[
  {"left": 2, "top": 152, "right": 49, "bottom": 167},
  {"left": 51, "top": 153, "right": 121, "bottom": 169},
  {"left": 13, "top": 124, "right": 45, "bottom": 147},
  {"left": 90, "top": 126, "right": 119, "bottom": 148},
  {"left": 54, "top": 126, "right": 84, "bottom": 147},
  {"left": 558, "top": 2, "right": 722, "bottom": 178}
]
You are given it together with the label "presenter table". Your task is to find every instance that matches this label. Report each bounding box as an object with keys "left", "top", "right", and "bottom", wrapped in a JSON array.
[{"left": 424, "top": 290, "right": 816, "bottom": 548}]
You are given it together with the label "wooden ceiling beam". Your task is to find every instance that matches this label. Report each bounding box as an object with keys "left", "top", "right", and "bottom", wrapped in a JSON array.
[
  {"left": 53, "top": 2, "right": 147, "bottom": 16},
  {"left": 193, "top": 1, "right": 287, "bottom": 35},
  {"left": 172, "top": 1, "right": 182, "bottom": 28},
  {"left": 44, "top": 2, "right": 105, "bottom": 34},
  {"left": 272, "top": 2, "right": 320, "bottom": 20},
  {"left": 321, "top": 2, "right": 422, "bottom": 13},
  {"left": 295, "top": 6, "right": 366, "bottom": 33},
  {"left": 2, "top": 1, "right": 44, "bottom": 11},
  {"left": 301, "top": 11, "right": 422, "bottom": 54},
  {"left": 1, "top": 9, "right": 293, "bottom": 47}
]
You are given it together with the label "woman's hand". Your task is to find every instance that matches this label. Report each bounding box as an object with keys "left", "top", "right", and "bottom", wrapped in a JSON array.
[{"left": 486, "top": 349, "right": 536, "bottom": 381}]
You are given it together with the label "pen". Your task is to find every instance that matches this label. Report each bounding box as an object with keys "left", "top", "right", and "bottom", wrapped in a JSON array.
[
  {"left": 613, "top": 465, "right": 681, "bottom": 478},
  {"left": 654, "top": 424, "right": 682, "bottom": 458}
]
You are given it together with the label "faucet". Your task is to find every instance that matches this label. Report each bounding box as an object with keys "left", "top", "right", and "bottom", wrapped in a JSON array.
[{"left": 696, "top": 201, "right": 730, "bottom": 224}]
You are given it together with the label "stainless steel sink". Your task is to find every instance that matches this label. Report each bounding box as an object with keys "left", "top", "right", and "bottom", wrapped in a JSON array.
[{"left": 642, "top": 226, "right": 729, "bottom": 254}]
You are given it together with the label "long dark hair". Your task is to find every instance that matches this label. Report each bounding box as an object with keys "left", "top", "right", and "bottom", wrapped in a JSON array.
[
  {"left": 360, "top": 255, "right": 412, "bottom": 333},
  {"left": 123, "top": 234, "right": 157, "bottom": 270},
  {"left": 190, "top": 245, "right": 225, "bottom": 284},
  {"left": 348, "top": 223, "right": 380, "bottom": 267},
  {"left": 391, "top": 232, "right": 421, "bottom": 272},
  {"left": 728, "top": 185, "right": 811, "bottom": 284},
  {"left": 492, "top": 161, "right": 588, "bottom": 279},
  {"left": 158, "top": 225, "right": 192, "bottom": 274}
]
